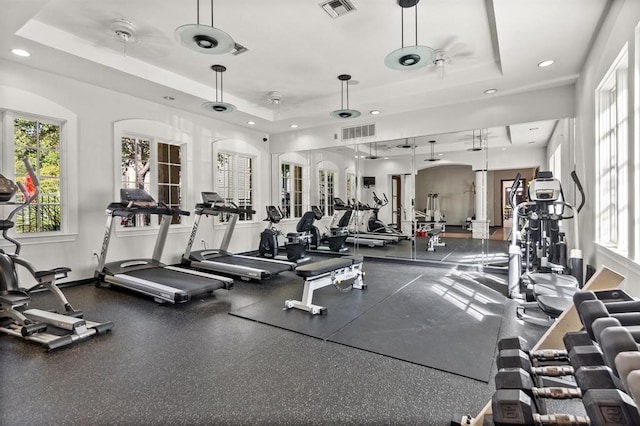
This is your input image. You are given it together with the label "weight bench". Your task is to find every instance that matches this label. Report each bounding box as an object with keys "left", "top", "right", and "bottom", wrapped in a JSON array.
[{"left": 284, "top": 256, "right": 365, "bottom": 315}]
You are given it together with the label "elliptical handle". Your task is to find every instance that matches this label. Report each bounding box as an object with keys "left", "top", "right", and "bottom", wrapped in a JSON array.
[
  {"left": 571, "top": 170, "right": 585, "bottom": 213},
  {"left": 508, "top": 173, "right": 522, "bottom": 209}
]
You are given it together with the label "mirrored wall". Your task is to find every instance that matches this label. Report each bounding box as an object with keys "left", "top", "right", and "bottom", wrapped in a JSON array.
[{"left": 273, "top": 118, "right": 573, "bottom": 267}]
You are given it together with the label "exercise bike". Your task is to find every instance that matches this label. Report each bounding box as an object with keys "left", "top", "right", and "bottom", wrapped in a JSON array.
[
  {"left": 0, "top": 158, "right": 113, "bottom": 350},
  {"left": 258, "top": 205, "right": 310, "bottom": 262}
]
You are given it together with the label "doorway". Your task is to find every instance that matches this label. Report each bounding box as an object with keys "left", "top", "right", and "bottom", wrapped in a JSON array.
[{"left": 391, "top": 175, "right": 402, "bottom": 230}]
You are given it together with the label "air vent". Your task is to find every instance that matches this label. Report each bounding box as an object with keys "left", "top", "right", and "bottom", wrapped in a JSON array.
[
  {"left": 342, "top": 124, "right": 375, "bottom": 140},
  {"left": 320, "top": 0, "right": 356, "bottom": 19}
]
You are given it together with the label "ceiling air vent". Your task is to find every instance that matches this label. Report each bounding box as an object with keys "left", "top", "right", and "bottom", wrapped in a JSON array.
[
  {"left": 320, "top": 0, "right": 356, "bottom": 19},
  {"left": 342, "top": 124, "right": 375, "bottom": 141}
]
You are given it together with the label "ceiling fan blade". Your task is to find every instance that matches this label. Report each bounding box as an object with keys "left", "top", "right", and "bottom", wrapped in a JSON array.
[
  {"left": 441, "top": 36, "right": 459, "bottom": 52},
  {"left": 446, "top": 42, "right": 468, "bottom": 56}
]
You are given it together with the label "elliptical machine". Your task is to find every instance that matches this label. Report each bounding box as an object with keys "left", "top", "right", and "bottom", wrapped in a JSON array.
[
  {"left": 367, "top": 192, "right": 409, "bottom": 239},
  {"left": 0, "top": 158, "right": 113, "bottom": 350},
  {"left": 507, "top": 170, "right": 585, "bottom": 324}
]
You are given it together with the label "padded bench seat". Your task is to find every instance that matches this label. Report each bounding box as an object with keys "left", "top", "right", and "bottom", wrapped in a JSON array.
[
  {"left": 296, "top": 256, "right": 363, "bottom": 278},
  {"left": 286, "top": 255, "right": 365, "bottom": 315}
]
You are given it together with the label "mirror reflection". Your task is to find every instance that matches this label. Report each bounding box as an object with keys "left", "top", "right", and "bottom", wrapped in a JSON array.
[{"left": 277, "top": 118, "right": 570, "bottom": 268}]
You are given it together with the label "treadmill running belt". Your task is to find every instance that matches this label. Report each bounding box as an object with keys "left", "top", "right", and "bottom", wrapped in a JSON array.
[
  {"left": 125, "top": 267, "right": 225, "bottom": 293},
  {"left": 207, "top": 255, "right": 292, "bottom": 274}
]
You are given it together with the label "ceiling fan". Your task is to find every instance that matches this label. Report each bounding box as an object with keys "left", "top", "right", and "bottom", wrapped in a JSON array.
[
  {"left": 427, "top": 38, "right": 476, "bottom": 78},
  {"left": 77, "top": 16, "right": 169, "bottom": 58}
]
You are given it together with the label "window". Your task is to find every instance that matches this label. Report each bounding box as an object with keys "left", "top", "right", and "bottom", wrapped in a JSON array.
[
  {"left": 318, "top": 169, "right": 335, "bottom": 216},
  {"left": 121, "top": 136, "right": 184, "bottom": 226},
  {"left": 13, "top": 117, "right": 61, "bottom": 233},
  {"left": 281, "top": 163, "right": 302, "bottom": 218},
  {"left": 216, "top": 152, "right": 254, "bottom": 222},
  {"left": 595, "top": 46, "right": 628, "bottom": 252}
]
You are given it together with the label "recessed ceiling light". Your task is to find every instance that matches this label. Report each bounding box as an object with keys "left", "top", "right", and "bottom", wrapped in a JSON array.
[
  {"left": 538, "top": 59, "right": 555, "bottom": 68},
  {"left": 11, "top": 48, "right": 30, "bottom": 57},
  {"left": 163, "top": 96, "right": 175, "bottom": 101},
  {"left": 247, "top": 121, "right": 255, "bottom": 125},
  {"left": 370, "top": 110, "right": 380, "bottom": 115},
  {"left": 289, "top": 124, "right": 298, "bottom": 128},
  {"left": 438, "top": 153, "right": 443, "bottom": 156},
  {"left": 484, "top": 88, "right": 497, "bottom": 94},
  {"left": 528, "top": 141, "right": 535, "bottom": 144}
]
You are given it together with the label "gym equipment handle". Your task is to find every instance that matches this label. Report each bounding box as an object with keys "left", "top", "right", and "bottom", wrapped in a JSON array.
[
  {"left": 571, "top": 170, "right": 585, "bottom": 213},
  {"left": 508, "top": 173, "right": 521, "bottom": 209}
]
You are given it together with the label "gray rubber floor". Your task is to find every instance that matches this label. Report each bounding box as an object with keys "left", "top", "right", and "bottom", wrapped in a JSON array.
[
  {"left": 0, "top": 260, "right": 546, "bottom": 426},
  {"left": 231, "top": 263, "right": 505, "bottom": 382}
]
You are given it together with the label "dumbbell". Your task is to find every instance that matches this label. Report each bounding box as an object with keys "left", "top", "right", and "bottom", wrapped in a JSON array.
[
  {"left": 577, "top": 299, "right": 640, "bottom": 341},
  {"left": 615, "top": 350, "right": 640, "bottom": 393},
  {"left": 496, "top": 344, "right": 604, "bottom": 374},
  {"left": 572, "top": 289, "right": 634, "bottom": 312},
  {"left": 598, "top": 326, "right": 640, "bottom": 379},
  {"left": 495, "top": 367, "right": 619, "bottom": 414},
  {"left": 491, "top": 388, "right": 640, "bottom": 425},
  {"left": 497, "top": 334, "right": 596, "bottom": 365}
]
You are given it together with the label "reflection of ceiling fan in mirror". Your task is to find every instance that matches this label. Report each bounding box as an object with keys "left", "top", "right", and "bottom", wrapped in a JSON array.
[{"left": 427, "top": 38, "right": 476, "bottom": 79}]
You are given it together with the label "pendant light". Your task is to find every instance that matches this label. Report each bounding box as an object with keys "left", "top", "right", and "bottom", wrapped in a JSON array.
[
  {"left": 330, "top": 74, "right": 361, "bottom": 119},
  {"left": 202, "top": 65, "right": 236, "bottom": 113},
  {"left": 385, "top": 0, "right": 435, "bottom": 70},
  {"left": 426, "top": 140, "right": 440, "bottom": 161},
  {"left": 175, "top": 0, "right": 234, "bottom": 55}
]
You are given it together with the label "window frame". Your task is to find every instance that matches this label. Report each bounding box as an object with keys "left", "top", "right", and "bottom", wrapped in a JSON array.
[
  {"left": 0, "top": 90, "right": 78, "bottom": 246},
  {"left": 114, "top": 119, "right": 190, "bottom": 234},
  {"left": 215, "top": 150, "right": 255, "bottom": 222},
  {"left": 281, "top": 161, "right": 304, "bottom": 219},
  {"left": 318, "top": 167, "right": 336, "bottom": 217},
  {"left": 595, "top": 45, "right": 629, "bottom": 254}
]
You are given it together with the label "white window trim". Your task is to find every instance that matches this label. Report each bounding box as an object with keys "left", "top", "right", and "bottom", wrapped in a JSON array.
[
  {"left": 216, "top": 149, "right": 256, "bottom": 222},
  {"left": 318, "top": 160, "right": 338, "bottom": 218},
  {"left": 280, "top": 161, "right": 306, "bottom": 219},
  {"left": 113, "top": 119, "right": 191, "bottom": 235},
  {"left": 595, "top": 46, "right": 629, "bottom": 254},
  {"left": 0, "top": 86, "right": 78, "bottom": 246}
]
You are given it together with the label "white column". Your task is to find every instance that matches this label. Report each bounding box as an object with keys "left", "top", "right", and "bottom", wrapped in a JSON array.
[{"left": 472, "top": 169, "right": 490, "bottom": 239}]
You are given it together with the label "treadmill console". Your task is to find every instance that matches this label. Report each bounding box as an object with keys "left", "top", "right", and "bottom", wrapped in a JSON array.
[
  {"left": 120, "top": 188, "right": 157, "bottom": 208},
  {"left": 201, "top": 192, "right": 225, "bottom": 204}
]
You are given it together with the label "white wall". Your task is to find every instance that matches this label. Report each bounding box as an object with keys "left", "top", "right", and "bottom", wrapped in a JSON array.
[
  {"left": 0, "top": 59, "right": 269, "bottom": 285},
  {"left": 574, "top": 0, "right": 640, "bottom": 294}
]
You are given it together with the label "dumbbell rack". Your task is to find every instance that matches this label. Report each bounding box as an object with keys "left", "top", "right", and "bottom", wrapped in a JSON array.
[{"left": 457, "top": 266, "right": 627, "bottom": 425}]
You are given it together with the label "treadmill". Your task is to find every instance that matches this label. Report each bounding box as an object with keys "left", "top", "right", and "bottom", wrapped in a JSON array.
[
  {"left": 181, "top": 192, "right": 296, "bottom": 281},
  {"left": 95, "top": 189, "right": 233, "bottom": 304}
]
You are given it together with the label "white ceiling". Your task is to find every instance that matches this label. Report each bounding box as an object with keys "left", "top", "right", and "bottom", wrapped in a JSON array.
[{"left": 1, "top": 0, "right": 609, "bottom": 150}]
